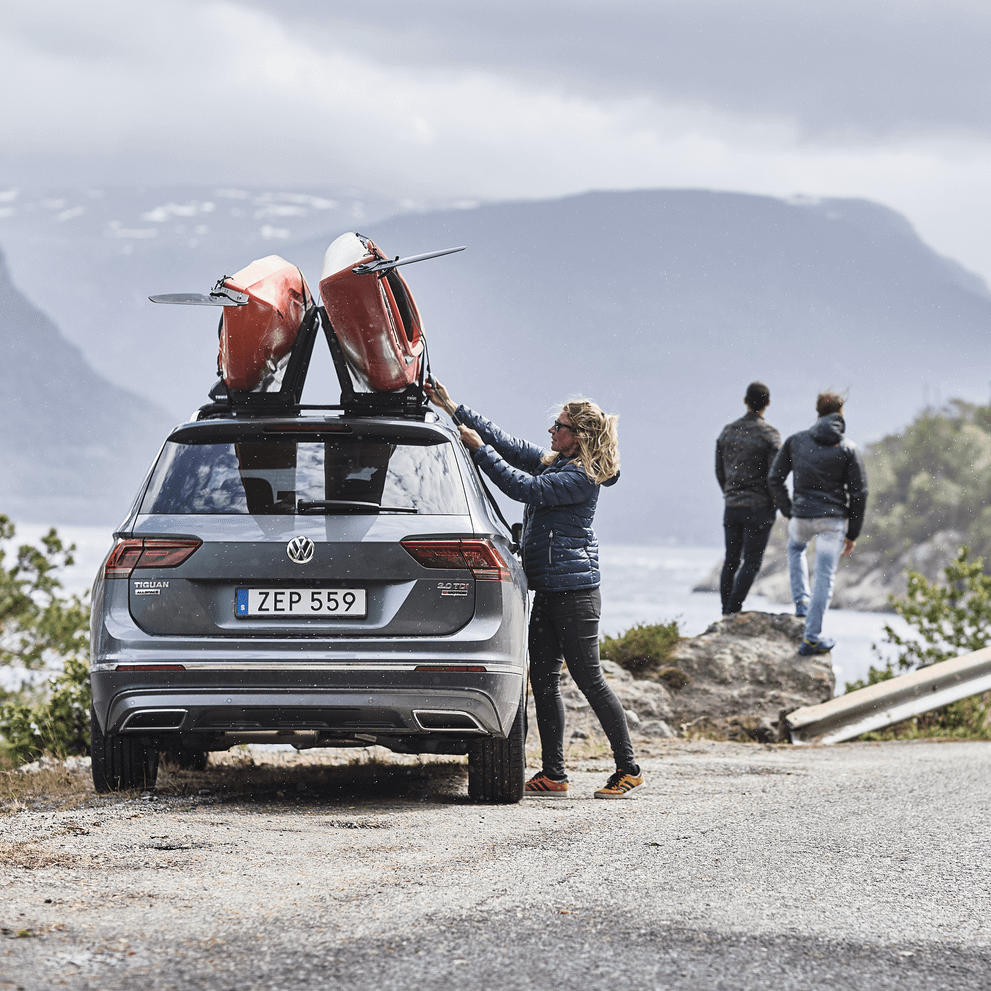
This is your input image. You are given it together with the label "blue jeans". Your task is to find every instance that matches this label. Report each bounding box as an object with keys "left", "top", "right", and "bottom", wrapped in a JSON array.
[
  {"left": 787, "top": 516, "right": 846, "bottom": 641},
  {"left": 720, "top": 505, "right": 776, "bottom": 614}
]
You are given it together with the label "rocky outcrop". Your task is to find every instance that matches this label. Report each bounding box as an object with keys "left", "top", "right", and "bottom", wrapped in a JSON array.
[
  {"left": 539, "top": 612, "right": 833, "bottom": 746},
  {"left": 530, "top": 658, "right": 679, "bottom": 745},
  {"left": 664, "top": 612, "right": 834, "bottom": 741}
]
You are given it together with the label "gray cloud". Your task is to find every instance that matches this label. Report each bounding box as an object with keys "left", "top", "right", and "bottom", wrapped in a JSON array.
[
  {"left": 240, "top": 0, "right": 991, "bottom": 139},
  {"left": 4, "top": 0, "right": 991, "bottom": 285}
]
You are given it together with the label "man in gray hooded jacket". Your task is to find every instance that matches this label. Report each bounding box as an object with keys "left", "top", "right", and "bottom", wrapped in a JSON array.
[{"left": 768, "top": 392, "right": 868, "bottom": 656}]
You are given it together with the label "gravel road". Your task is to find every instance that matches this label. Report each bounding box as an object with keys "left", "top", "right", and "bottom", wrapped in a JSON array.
[{"left": 2, "top": 738, "right": 990, "bottom": 990}]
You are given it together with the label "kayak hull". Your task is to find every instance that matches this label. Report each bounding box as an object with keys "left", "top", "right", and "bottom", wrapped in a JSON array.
[
  {"left": 318, "top": 233, "right": 425, "bottom": 392},
  {"left": 219, "top": 256, "right": 310, "bottom": 392}
]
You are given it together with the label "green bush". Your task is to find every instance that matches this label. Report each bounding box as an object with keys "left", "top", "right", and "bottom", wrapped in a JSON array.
[
  {"left": 881, "top": 545, "right": 991, "bottom": 668},
  {"left": 0, "top": 516, "right": 89, "bottom": 673},
  {"left": 0, "top": 656, "right": 92, "bottom": 764},
  {"left": 848, "top": 546, "right": 991, "bottom": 739},
  {"left": 601, "top": 620, "right": 681, "bottom": 675},
  {"left": 844, "top": 661, "right": 896, "bottom": 694},
  {"left": 0, "top": 516, "right": 92, "bottom": 764}
]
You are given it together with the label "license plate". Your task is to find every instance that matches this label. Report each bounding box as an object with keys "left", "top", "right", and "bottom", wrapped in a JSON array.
[{"left": 235, "top": 588, "right": 367, "bottom": 618}]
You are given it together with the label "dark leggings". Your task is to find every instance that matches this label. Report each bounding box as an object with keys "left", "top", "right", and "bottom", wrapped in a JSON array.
[{"left": 528, "top": 587, "right": 638, "bottom": 780}]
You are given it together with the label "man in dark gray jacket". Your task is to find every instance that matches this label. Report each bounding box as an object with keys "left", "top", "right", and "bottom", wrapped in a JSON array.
[
  {"left": 715, "top": 381, "right": 782, "bottom": 615},
  {"left": 768, "top": 392, "right": 868, "bottom": 656}
]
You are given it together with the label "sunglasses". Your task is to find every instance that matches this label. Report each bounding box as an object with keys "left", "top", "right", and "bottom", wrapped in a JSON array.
[{"left": 551, "top": 420, "right": 578, "bottom": 433}]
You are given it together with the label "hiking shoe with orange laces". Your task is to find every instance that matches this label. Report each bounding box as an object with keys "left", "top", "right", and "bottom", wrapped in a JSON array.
[
  {"left": 594, "top": 769, "right": 645, "bottom": 799},
  {"left": 523, "top": 772, "right": 570, "bottom": 798}
]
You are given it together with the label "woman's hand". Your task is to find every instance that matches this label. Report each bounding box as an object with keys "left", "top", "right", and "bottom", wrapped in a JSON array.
[
  {"left": 457, "top": 424, "right": 483, "bottom": 452},
  {"left": 425, "top": 378, "right": 458, "bottom": 417}
]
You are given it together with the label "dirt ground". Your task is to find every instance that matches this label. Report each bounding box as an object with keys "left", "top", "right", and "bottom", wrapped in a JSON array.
[{"left": 2, "top": 736, "right": 991, "bottom": 991}]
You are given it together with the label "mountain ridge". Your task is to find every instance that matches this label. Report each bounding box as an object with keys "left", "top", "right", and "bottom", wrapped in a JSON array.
[
  {"left": 2, "top": 185, "right": 990, "bottom": 540},
  {"left": 0, "top": 246, "right": 175, "bottom": 525},
  {"left": 292, "top": 189, "right": 991, "bottom": 541}
]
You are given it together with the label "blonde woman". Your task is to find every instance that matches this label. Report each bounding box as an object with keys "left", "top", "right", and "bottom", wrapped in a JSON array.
[{"left": 426, "top": 381, "right": 644, "bottom": 800}]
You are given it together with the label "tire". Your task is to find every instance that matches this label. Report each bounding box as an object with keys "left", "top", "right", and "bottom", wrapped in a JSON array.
[
  {"left": 468, "top": 682, "right": 526, "bottom": 804},
  {"left": 161, "top": 748, "right": 209, "bottom": 771},
  {"left": 90, "top": 706, "right": 160, "bottom": 793}
]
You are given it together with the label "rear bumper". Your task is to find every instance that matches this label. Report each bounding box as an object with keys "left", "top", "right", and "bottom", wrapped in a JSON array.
[{"left": 91, "top": 666, "right": 524, "bottom": 753}]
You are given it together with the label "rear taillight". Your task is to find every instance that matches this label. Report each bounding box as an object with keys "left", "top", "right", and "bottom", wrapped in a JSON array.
[
  {"left": 401, "top": 538, "right": 511, "bottom": 581},
  {"left": 104, "top": 538, "right": 202, "bottom": 579}
]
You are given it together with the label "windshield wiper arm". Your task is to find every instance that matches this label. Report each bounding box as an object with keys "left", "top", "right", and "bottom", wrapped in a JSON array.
[{"left": 297, "top": 500, "right": 417, "bottom": 514}]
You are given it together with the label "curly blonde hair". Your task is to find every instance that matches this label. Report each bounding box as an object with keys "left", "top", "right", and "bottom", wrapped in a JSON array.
[{"left": 541, "top": 398, "right": 620, "bottom": 484}]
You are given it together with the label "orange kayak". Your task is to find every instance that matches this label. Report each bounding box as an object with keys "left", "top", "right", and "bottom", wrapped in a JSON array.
[
  {"left": 218, "top": 256, "right": 311, "bottom": 392},
  {"left": 318, "top": 233, "right": 425, "bottom": 392}
]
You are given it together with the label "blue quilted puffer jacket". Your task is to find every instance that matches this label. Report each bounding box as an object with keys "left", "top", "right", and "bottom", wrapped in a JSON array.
[{"left": 457, "top": 406, "right": 619, "bottom": 592}]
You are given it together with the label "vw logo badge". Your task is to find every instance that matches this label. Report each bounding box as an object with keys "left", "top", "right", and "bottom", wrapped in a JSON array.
[{"left": 286, "top": 536, "right": 315, "bottom": 565}]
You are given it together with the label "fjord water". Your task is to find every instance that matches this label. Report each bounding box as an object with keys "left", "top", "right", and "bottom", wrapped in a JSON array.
[
  {"left": 18, "top": 525, "right": 909, "bottom": 697},
  {"left": 598, "top": 544, "right": 914, "bottom": 695}
]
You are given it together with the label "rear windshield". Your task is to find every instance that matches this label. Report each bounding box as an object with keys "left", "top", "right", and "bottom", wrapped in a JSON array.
[{"left": 140, "top": 435, "right": 469, "bottom": 516}]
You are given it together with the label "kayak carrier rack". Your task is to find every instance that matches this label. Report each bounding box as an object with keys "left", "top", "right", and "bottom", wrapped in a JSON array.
[{"left": 196, "top": 305, "right": 431, "bottom": 421}]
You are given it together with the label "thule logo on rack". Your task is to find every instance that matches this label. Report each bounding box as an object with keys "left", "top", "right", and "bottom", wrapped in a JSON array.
[{"left": 286, "top": 536, "right": 315, "bottom": 565}]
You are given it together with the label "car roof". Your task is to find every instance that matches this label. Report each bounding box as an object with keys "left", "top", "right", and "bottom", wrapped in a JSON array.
[{"left": 168, "top": 412, "right": 456, "bottom": 445}]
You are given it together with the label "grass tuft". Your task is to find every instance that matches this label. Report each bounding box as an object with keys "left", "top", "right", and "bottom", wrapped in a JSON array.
[
  {"left": 601, "top": 620, "right": 682, "bottom": 675},
  {"left": 0, "top": 752, "right": 97, "bottom": 814},
  {"left": 656, "top": 666, "right": 692, "bottom": 690}
]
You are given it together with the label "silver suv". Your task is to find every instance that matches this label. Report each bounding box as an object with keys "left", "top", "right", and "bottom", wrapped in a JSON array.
[{"left": 89, "top": 410, "right": 528, "bottom": 802}]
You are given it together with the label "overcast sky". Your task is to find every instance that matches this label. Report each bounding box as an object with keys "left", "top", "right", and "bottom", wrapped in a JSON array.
[{"left": 5, "top": 0, "right": 991, "bottom": 282}]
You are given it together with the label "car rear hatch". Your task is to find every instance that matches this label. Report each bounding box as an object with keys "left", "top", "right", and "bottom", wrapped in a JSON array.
[{"left": 113, "top": 418, "right": 505, "bottom": 638}]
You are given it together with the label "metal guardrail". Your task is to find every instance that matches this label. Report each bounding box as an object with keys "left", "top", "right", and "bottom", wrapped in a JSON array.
[{"left": 786, "top": 646, "right": 991, "bottom": 745}]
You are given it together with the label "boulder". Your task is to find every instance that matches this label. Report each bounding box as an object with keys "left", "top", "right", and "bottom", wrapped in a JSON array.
[
  {"left": 527, "top": 611, "right": 833, "bottom": 746},
  {"left": 526, "top": 656, "right": 677, "bottom": 748},
  {"left": 665, "top": 611, "right": 834, "bottom": 741}
]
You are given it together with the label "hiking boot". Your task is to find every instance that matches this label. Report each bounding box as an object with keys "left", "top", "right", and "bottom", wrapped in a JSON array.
[
  {"left": 798, "top": 636, "right": 835, "bottom": 656},
  {"left": 794, "top": 605, "right": 807, "bottom": 618},
  {"left": 524, "top": 772, "right": 570, "bottom": 798},
  {"left": 593, "top": 770, "right": 645, "bottom": 800}
]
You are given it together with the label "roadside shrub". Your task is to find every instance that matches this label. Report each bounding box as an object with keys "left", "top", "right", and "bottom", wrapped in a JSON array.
[
  {"left": 0, "top": 657, "right": 92, "bottom": 764},
  {"left": 0, "top": 516, "right": 91, "bottom": 764},
  {"left": 601, "top": 620, "right": 681, "bottom": 675},
  {"left": 0, "top": 516, "right": 89, "bottom": 672},
  {"left": 847, "top": 546, "right": 991, "bottom": 739},
  {"left": 844, "top": 661, "right": 897, "bottom": 694}
]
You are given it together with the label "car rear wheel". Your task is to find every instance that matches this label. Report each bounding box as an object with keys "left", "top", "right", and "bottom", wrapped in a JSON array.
[
  {"left": 90, "top": 706, "right": 160, "bottom": 793},
  {"left": 467, "top": 682, "right": 525, "bottom": 804}
]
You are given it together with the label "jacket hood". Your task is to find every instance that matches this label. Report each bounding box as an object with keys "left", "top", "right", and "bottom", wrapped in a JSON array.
[
  {"left": 602, "top": 470, "right": 620, "bottom": 487},
  {"left": 810, "top": 413, "right": 846, "bottom": 446}
]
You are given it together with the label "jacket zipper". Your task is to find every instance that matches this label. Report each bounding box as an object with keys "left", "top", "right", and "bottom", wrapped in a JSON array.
[{"left": 548, "top": 529, "right": 554, "bottom": 565}]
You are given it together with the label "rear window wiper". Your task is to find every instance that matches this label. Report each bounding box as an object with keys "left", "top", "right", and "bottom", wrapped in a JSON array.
[{"left": 297, "top": 500, "right": 417, "bottom": 514}]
